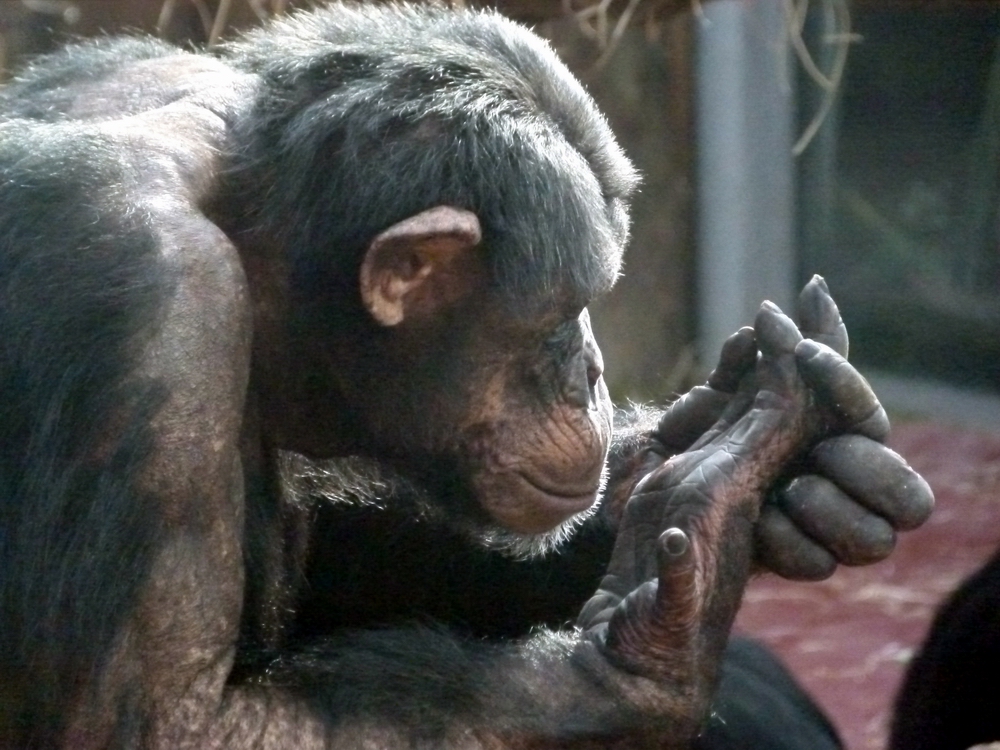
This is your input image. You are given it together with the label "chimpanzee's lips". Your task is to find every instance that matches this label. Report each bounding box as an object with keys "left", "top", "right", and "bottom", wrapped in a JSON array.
[
  {"left": 517, "top": 472, "right": 600, "bottom": 503},
  {"left": 511, "top": 471, "right": 601, "bottom": 530},
  {"left": 477, "top": 467, "right": 603, "bottom": 535}
]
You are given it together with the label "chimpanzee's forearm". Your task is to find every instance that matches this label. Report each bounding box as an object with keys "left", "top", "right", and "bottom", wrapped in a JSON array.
[{"left": 249, "top": 626, "right": 695, "bottom": 749}]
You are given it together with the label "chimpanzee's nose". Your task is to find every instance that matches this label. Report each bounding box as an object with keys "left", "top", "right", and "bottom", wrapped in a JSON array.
[{"left": 565, "top": 338, "right": 604, "bottom": 410}]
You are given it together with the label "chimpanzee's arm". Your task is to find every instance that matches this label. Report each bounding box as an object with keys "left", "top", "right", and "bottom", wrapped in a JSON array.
[{"left": 258, "top": 627, "right": 696, "bottom": 747}]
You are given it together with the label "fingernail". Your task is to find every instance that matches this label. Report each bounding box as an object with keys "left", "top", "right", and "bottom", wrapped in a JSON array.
[
  {"left": 795, "top": 339, "right": 822, "bottom": 359},
  {"left": 760, "top": 300, "right": 781, "bottom": 313},
  {"left": 660, "top": 528, "right": 689, "bottom": 557},
  {"left": 811, "top": 274, "right": 829, "bottom": 292}
]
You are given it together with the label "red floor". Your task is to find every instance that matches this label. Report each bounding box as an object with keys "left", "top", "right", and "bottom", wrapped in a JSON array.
[{"left": 734, "top": 422, "right": 1000, "bottom": 750}]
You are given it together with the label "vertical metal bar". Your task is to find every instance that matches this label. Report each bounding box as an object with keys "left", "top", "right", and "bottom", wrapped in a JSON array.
[{"left": 695, "top": 0, "right": 796, "bottom": 366}]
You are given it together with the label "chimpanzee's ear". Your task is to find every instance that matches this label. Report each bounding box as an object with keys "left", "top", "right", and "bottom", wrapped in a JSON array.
[{"left": 360, "top": 206, "right": 483, "bottom": 326}]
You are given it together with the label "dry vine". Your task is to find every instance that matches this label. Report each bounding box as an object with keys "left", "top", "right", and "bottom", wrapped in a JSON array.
[
  {"left": 783, "top": 0, "right": 858, "bottom": 155},
  {"left": 156, "top": 0, "right": 856, "bottom": 153},
  {"left": 156, "top": 0, "right": 290, "bottom": 45},
  {"left": 562, "top": 0, "right": 645, "bottom": 68},
  {"left": 564, "top": 0, "right": 857, "bottom": 154}
]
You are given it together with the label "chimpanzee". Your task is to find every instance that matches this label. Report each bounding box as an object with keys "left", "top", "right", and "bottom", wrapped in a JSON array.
[
  {"left": 0, "top": 4, "right": 934, "bottom": 749},
  {"left": 890, "top": 547, "right": 1000, "bottom": 750}
]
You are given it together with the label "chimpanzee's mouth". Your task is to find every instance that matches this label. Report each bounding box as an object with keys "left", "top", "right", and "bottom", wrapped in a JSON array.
[
  {"left": 518, "top": 472, "right": 600, "bottom": 502},
  {"left": 477, "top": 466, "right": 603, "bottom": 536}
]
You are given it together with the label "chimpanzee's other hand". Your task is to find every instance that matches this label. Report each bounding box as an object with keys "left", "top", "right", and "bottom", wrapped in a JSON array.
[
  {"left": 753, "top": 276, "right": 934, "bottom": 580},
  {"left": 578, "top": 301, "right": 815, "bottom": 711}
]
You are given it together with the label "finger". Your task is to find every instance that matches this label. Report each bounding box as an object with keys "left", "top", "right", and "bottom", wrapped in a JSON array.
[
  {"left": 653, "top": 527, "right": 698, "bottom": 640},
  {"left": 753, "top": 301, "right": 804, "bottom": 402},
  {"left": 810, "top": 435, "right": 934, "bottom": 530},
  {"left": 697, "top": 389, "right": 756, "bottom": 446},
  {"left": 754, "top": 503, "right": 837, "bottom": 580},
  {"left": 577, "top": 589, "right": 622, "bottom": 631},
  {"left": 797, "top": 275, "right": 848, "bottom": 357},
  {"left": 707, "top": 326, "right": 756, "bottom": 393},
  {"left": 655, "top": 386, "right": 736, "bottom": 454},
  {"left": 691, "top": 304, "right": 804, "bottom": 458},
  {"left": 658, "top": 328, "right": 757, "bottom": 451},
  {"left": 795, "top": 339, "right": 890, "bottom": 440},
  {"left": 777, "top": 475, "right": 896, "bottom": 565},
  {"left": 602, "top": 529, "right": 698, "bottom": 679}
]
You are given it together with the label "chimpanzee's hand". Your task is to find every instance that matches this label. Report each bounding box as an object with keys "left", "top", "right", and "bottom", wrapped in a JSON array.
[
  {"left": 601, "top": 326, "right": 759, "bottom": 521},
  {"left": 622, "top": 275, "right": 934, "bottom": 581},
  {"left": 753, "top": 277, "right": 934, "bottom": 580},
  {"left": 578, "top": 301, "right": 815, "bottom": 708}
]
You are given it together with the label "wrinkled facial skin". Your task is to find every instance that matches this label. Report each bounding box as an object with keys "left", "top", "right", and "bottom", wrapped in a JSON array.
[
  {"left": 343, "top": 302, "right": 614, "bottom": 538},
  {"left": 459, "top": 308, "right": 613, "bottom": 535}
]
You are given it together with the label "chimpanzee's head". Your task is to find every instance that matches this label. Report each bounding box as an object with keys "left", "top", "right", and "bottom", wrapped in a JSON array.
[{"left": 222, "top": 4, "right": 638, "bottom": 544}]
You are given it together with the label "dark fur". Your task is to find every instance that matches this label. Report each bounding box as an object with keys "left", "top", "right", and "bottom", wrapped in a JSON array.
[
  {"left": 890, "top": 546, "right": 1000, "bottom": 750},
  {"left": 0, "top": 118, "right": 171, "bottom": 743},
  {"left": 216, "top": 5, "right": 634, "bottom": 311}
]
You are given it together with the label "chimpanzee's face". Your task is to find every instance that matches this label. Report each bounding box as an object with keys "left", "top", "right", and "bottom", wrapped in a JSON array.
[
  {"left": 285, "top": 204, "right": 615, "bottom": 539},
  {"left": 258, "top": 203, "right": 618, "bottom": 540},
  {"left": 442, "top": 305, "right": 612, "bottom": 536},
  {"left": 329, "top": 267, "right": 613, "bottom": 539}
]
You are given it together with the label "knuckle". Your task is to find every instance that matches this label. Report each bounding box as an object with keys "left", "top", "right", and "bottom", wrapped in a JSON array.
[{"left": 756, "top": 504, "right": 839, "bottom": 580}]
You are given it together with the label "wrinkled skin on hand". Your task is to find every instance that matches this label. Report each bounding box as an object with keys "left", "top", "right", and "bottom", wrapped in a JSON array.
[
  {"left": 605, "top": 276, "right": 934, "bottom": 581},
  {"left": 576, "top": 295, "right": 817, "bottom": 735},
  {"left": 571, "top": 278, "right": 934, "bottom": 744}
]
